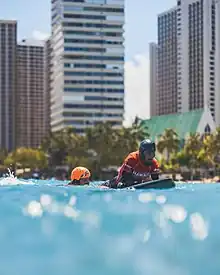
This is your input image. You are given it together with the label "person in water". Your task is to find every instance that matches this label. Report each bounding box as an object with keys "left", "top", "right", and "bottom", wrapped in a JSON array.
[
  {"left": 68, "top": 166, "right": 91, "bottom": 186},
  {"left": 101, "top": 139, "right": 160, "bottom": 189}
]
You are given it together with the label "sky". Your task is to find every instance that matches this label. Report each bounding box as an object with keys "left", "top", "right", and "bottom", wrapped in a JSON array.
[{"left": 0, "top": 0, "right": 176, "bottom": 125}]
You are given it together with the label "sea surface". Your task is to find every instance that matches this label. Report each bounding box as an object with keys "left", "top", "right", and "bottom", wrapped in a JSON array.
[{"left": 0, "top": 175, "right": 219, "bottom": 275}]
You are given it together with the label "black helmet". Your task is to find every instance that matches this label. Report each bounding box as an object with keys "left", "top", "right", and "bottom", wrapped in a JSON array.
[{"left": 139, "top": 139, "right": 156, "bottom": 161}]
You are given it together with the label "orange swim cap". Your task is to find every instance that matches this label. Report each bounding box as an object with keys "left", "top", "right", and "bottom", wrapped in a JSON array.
[{"left": 71, "top": 166, "right": 91, "bottom": 181}]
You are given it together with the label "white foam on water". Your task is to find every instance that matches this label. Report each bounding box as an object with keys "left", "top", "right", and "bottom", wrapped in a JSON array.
[
  {"left": 0, "top": 168, "right": 35, "bottom": 186},
  {"left": 80, "top": 211, "right": 101, "bottom": 229},
  {"left": 40, "top": 194, "right": 52, "bottom": 207},
  {"left": 190, "top": 212, "right": 208, "bottom": 240},
  {"left": 138, "top": 192, "right": 155, "bottom": 203},
  {"left": 162, "top": 204, "right": 187, "bottom": 224},
  {"left": 154, "top": 210, "right": 173, "bottom": 238},
  {"left": 153, "top": 204, "right": 187, "bottom": 239},
  {"left": 156, "top": 195, "right": 167, "bottom": 205},
  {"left": 46, "top": 202, "right": 65, "bottom": 214},
  {"left": 24, "top": 195, "right": 81, "bottom": 222},
  {"left": 63, "top": 205, "right": 79, "bottom": 219},
  {"left": 68, "top": 195, "right": 77, "bottom": 206},
  {"left": 24, "top": 201, "right": 43, "bottom": 217},
  {"left": 0, "top": 177, "right": 35, "bottom": 186},
  {"left": 143, "top": 229, "right": 151, "bottom": 243}
]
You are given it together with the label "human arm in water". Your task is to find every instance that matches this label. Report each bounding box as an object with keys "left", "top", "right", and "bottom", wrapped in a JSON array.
[
  {"left": 101, "top": 170, "right": 160, "bottom": 189},
  {"left": 101, "top": 153, "right": 137, "bottom": 188},
  {"left": 101, "top": 163, "right": 135, "bottom": 189}
]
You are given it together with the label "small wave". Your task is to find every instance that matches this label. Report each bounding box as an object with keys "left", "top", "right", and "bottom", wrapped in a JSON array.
[
  {"left": 0, "top": 168, "right": 35, "bottom": 186},
  {"left": 0, "top": 177, "right": 35, "bottom": 186}
]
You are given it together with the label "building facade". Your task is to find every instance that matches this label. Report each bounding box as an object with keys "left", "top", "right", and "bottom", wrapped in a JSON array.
[
  {"left": 156, "top": 7, "right": 177, "bottom": 116},
  {"left": 0, "top": 20, "right": 17, "bottom": 151},
  {"left": 51, "top": 0, "right": 125, "bottom": 134},
  {"left": 43, "top": 38, "right": 52, "bottom": 137},
  {"left": 177, "top": 0, "right": 220, "bottom": 125},
  {"left": 16, "top": 40, "right": 45, "bottom": 148},
  {"left": 151, "top": 0, "right": 220, "bottom": 126}
]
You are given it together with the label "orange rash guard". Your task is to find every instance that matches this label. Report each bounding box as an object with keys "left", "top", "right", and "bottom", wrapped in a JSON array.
[{"left": 102, "top": 151, "right": 159, "bottom": 188}]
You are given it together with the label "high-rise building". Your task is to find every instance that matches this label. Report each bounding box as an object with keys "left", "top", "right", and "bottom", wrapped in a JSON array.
[
  {"left": 51, "top": 0, "right": 125, "bottom": 134},
  {"left": 16, "top": 40, "right": 45, "bottom": 148},
  {"left": 177, "top": 0, "right": 220, "bottom": 125},
  {"left": 43, "top": 38, "right": 52, "bottom": 137},
  {"left": 0, "top": 20, "right": 17, "bottom": 151},
  {"left": 151, "top": 0, "right": 220, "bottom": 126},
  {"left": 153, "top": 7, "right": 178, "bottom": 116},
  {"left": 215, "top": 0, "right": 220, "bottom": 126}
]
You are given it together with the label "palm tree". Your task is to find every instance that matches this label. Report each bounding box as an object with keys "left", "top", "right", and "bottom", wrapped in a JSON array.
[
  {"left": 203, "top": 127, "right": 220, "bottom": 169},
  {"left": 0, "top": 148, "right": 8, "bottom": 166},
  {"left": 40, "top": 126, "right": 80, "bottom": 167},
  {"left": 157, "top": 128, "right": 180, "bottom": 162},
  {"left": 84, "top": 122, "right": 116, "bottom": 178},
  {"left": 213, "top": 128, "right": 220, "bottom": 167},
  {"left": 132, "top": 116, "right": 150, "bottom": 141},
  {"left": 181, "top": 133, "right": 204, "bottom": 179},
  {"left": 184, "top": 133, "right": 203, "bottom": 158},
  {"left": 4, "top": 148, "right": 47, "bottom": 170},
  {"left": 65, "top": 131, "right": 91, "bottom": 170}
]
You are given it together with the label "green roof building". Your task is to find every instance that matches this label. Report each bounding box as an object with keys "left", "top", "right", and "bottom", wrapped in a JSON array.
[{"left": 140, "top": 108, "right": 216, "bottom": 142}]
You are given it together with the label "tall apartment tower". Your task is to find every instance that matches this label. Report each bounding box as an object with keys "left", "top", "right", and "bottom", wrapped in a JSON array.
[
  {"left": 51, "top": 0, "right": 125, "bottom": 134},
  {"left": 151, "top": 7, "right": 178, "bottom": 116},
  {"left": 16, "top": 40, "right": 45, "bottom": 148},
  {"left": 43, "top": 38, "right": 52, "bottom": 137},
  {"left": 151, "top": 0, "right": 220, "bottom": 126},
  {"left": 0, "top": 20, "right": 17, "bottom": 151},
  {"left": 177, "top": 0, "right": 220, "bottom": 125}
]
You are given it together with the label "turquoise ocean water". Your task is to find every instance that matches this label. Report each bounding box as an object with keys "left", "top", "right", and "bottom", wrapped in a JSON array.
[{"left": 0, "top": 176, "right": 219, "bottom": 275}]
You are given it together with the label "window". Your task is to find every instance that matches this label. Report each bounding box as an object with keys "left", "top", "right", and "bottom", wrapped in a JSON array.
[
  {"left": 204, "top": 125, "right": 211, "bottom": 135},
  {"left": 64, "top": 103, "right": 123, "bottom": 109},
  {"left": 64, "top": 71, "right": 123, "bottom": 77},
  {"left": 64, "top": 87, "right": 124, "bottom": 93},
  {"left": 63, "top": 14, "right": 105, "bottom": 20},
  {"left": 64, "top": 79, "right": 124, "bottom": 85},
  {"left": 64, "top": 54, "right": 124, "bottom": 61},
  {"left": 85, "top": 0, "right": 106, "bottom": 4},
  {"left": 63, "top": 6, "right": 83, "bottom": 12}
]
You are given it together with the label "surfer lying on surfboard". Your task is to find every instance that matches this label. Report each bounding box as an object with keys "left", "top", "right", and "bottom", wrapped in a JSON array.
[
  {"left": 101, "top": 139, "right": 160, "bottom": 189},
  {"left": 67, "top": 139, "right": 160, "bottom": 189}
]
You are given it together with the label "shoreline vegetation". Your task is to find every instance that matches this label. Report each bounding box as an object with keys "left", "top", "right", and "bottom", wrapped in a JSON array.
[{"left": 0, "top": 121, "right": 220, "bottom": 182}]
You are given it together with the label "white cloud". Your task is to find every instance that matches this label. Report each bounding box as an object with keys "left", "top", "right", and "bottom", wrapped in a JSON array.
[
  {"left": 124, "top": 53, "right": 150, "bottom": 127},
  {"left": 32, "top": 30, "right": 50, "bottom": 41}
]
